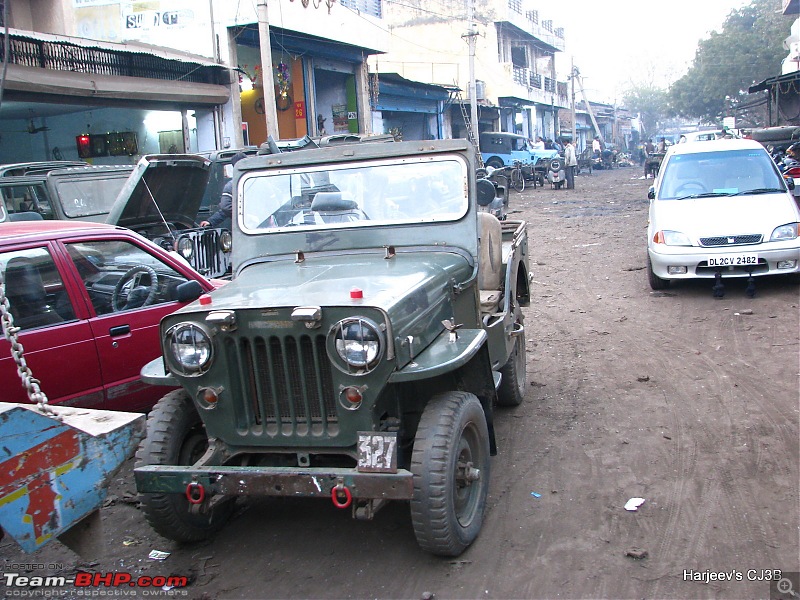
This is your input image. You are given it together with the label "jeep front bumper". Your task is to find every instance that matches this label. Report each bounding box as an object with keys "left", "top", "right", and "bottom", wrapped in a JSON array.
[{"left": 135, "top": 465, "right": 414, "bottom": 501}]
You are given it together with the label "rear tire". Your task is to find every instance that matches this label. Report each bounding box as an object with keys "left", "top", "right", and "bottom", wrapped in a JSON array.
[
  {"left": 497, "top": 323, "right": 526, "bottom": 407},
  {"left": 136, "top": 390, "right": 234, "bottom": 543},
  {"left": 410, "top": 392, "right": 490, "bottom": 556},
  {"left": 647, "top": 256, "right": 670, "bottom": 290},
  {"left": 486, "top": 157, "right": 504, "bottom": 170}
]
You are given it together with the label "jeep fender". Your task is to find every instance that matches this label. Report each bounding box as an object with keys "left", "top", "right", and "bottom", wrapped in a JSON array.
[
  {"left": 388, "top": 329, "right": 497, "bottom": 454},
  {"left": 141, "top": 357, "right": 178, "bottom": 387}
]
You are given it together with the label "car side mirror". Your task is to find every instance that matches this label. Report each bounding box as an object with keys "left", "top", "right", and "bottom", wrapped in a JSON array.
[
  {"left": 786, "top": 177, "right": 795, "bottom": 191},
  {"left": 175, "top": 279, "right": 204, "bottom": 303},
  {"left": 648, "top": 186, "right": 655, "bottom": 200}
]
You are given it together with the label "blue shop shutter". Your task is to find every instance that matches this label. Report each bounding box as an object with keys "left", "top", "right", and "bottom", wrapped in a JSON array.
[{"left": 340, "top": 0, "right": 382, "bottom": 18}]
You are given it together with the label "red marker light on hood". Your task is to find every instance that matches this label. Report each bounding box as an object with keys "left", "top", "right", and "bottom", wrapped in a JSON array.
[
  {"left": 350, "top": 287, "right": 363, "bottom": 299},
  {"left": 199, "top": 294, "right": 212, "bottom": 305}
]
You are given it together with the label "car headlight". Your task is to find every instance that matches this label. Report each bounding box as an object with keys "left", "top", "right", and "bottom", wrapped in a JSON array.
[
  {"left": 219, "top": 230, "right": 233, "bottom": 252},
  {"left": 654, "top": 230, "right": 692, "bottom": 246},
  {"left": 176, "top": 236, "right": 194, "bottom": 260},
  {"left": 331, "top": 317, "right": 383, "bottom": 373},
  {"left": 166, "top": 323, "right": 213, "bottom": 376},
  {"left": 770, "top": 223, "right": 798, "bottom": 241}
]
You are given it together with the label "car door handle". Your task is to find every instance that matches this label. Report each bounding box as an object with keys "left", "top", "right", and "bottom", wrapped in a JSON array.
[{"left": 109, "top": 325, "right": 131, "bottom": 337}]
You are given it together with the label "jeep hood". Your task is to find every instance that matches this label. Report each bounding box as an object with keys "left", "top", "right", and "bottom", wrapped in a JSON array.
[
  {"left": 184, "top": 252, "right": 473, "bottom": 329},
  {"left": 106, "top": 154, "right": 211, "bottom": 229}
]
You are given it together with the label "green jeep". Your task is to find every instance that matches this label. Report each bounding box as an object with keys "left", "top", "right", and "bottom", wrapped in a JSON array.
[{"left": 134, "top": 139, "right": 531, "bottom": 556}]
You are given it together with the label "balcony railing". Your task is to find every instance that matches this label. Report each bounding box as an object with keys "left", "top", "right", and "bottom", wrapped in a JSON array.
[
  {"left": 513, "top": 65, "right": 527, "bottom": 86},
  {"left": 544, "top": 76, "right": 555, "bottom": 93},
  {"left": 0, "top": 31, "right": 229, "bottom": 85},
  {"left": 502, "top": 6, "right": 565, "bottom": 52},
  {"left": 530, "top": 73, "right": 542, "bottom": 89}
]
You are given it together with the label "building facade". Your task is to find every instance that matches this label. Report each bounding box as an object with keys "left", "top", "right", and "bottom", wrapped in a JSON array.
[{"left": 374, "top": 0, "right": 568, "bottom": 141}]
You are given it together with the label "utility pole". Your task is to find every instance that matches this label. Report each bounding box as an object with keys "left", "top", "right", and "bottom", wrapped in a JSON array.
[
  {"left": 570, "top": 56, "right": 576, "bottom": 149},
  {"left": 257, "top": 0, "right": 279, "bottom": 139},
  {"left": 467, "top": 0, "right": 478, "bottom": 148},
  {"left": 574, "top": 66, "right": 601, "bottom": 141}
]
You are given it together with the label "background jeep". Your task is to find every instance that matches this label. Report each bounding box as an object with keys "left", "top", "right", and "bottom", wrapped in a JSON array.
[{"left": 134, "top": 139, "right": 531, "bottom": 556}]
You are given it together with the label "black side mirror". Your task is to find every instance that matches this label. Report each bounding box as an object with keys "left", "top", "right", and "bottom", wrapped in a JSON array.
[
  {"left": 476, "top": 178, "right": 496, "bottom": 206},
  {"left": 648, "top": 186, "right": 655, "bottom": 200},
  {"left": 175, "top": 279, "right": 204, "bottom": 303},
  {"left": 786, "top": 177, "right": 795, "bottom": 191}
]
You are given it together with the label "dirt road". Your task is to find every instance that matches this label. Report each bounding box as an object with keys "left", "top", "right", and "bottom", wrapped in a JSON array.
[{"left": 3, "top": 166, "right": 798, "bottom": 599}]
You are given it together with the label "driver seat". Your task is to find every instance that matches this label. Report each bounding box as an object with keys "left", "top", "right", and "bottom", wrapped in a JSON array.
[
  {"left": 478, "top": 212, "right": 503, "bottom": 314},
  {"left": 311, "top": 192, "right": 367, "bottom": 223},
  {"left": 4, "top": 257, "right": 63, "bottom": 330}
]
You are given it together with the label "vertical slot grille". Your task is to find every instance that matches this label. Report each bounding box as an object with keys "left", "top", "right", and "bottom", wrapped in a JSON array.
[{"left": 229, "top": 332, "right": 337, "bottom": 437}]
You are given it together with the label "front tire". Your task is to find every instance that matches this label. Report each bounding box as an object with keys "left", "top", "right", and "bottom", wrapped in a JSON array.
[
  {"left": 136, "top": 390, "right": 234, "bottom": 542},
  {"left": 647, "top": 256, "right": 670, "bottom": 290},
  {"left": 410, "top": 392, "right": 490, "bottom": 556},
  {"left": 497, "top": 323, "right": 526, "bottom": 407}
]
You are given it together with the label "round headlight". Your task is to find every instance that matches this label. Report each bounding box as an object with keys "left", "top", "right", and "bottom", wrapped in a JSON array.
[
  {"left": 219, "top": 230, "right": 233, "bottom": 252},
  {"left": 176, "top": 236, "right": 194, "bottom": 259},
  {"left": 166, "top": 323, "right": 213, "bottom": 376},
  {"left": 332, "top": 317, "right": 383, "bottom": 372}
]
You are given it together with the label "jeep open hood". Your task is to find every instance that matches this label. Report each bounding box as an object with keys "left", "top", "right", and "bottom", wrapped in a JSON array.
[
  {"left": 106, "top": 154, "right": 211, "bottom": 229},
  {"left": 178, "top": 251, "right": 473, "bottom": 332}
]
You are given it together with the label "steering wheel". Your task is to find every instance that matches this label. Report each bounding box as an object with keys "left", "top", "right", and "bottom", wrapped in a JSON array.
[
  {"left": 674, "top": 181, "right": 707, "bottom": 196},
  {"left": 112, "top": 265, "right": 159, "bottom": 311}
]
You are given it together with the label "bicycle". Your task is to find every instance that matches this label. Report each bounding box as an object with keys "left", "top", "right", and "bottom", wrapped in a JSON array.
[{"left": 509, "top": 159, "right": 526, "bottom": 192}]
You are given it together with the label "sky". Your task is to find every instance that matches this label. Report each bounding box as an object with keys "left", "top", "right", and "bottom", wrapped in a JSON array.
[{"left": 544, "top": 0, "right": 752, "bottom": 103}]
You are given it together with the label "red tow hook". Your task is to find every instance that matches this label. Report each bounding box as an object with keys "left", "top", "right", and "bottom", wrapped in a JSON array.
[
  {"left": 331, "top": 483, "right": 352, "bottom": 509},
  {"left": 186, "top": 482, "right": 205, "bottom": 504}
]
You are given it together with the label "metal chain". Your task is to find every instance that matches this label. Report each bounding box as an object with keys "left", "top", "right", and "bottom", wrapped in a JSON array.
[{"left": 0, "top": 265, "right": 58, "bottom": 417}]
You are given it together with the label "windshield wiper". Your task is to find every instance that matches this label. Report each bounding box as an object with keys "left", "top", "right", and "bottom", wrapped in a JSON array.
[
  {"left": 731, "top": 188, "right": 784, "bottom": 196},
  {"left": 675, "top": 192, "right": 732, "bottom": 200}
]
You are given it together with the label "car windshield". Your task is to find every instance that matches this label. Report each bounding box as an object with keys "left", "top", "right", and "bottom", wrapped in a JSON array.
[
  {"left": 659, "top": 148, "right": 784, "bottom": 200},
  {"left": 54, "top": 175, "right": 130, "bottom": 218},
  {"left": 239, "top": 156, "right": 468, "bottom": 232}
]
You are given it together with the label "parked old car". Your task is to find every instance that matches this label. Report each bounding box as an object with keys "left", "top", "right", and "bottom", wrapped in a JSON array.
[
  {"left": 106, "top": 154, "right": 233, "bottom": 278},
  {"left": 134, "top": 138, "right": 531, "bottom": 556},
  {"left": 0, "top": 165, "right": 133, "bottom": 222},
  {"left": 647, "top": 138, "right": 800, "bottom": 293},
  {"left": 479, "top": 131, "right": 557, "bottom": 170},
  {"left": 0, "top": 220, "right": 222, "bottom": 412}
]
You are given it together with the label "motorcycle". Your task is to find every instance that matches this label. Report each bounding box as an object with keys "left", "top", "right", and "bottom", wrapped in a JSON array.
[{"left": 546, "top": 156, "right": 566, "bottom": 189}]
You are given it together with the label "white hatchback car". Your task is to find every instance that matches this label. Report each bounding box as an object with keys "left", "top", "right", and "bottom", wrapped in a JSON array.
[{"left": 647, "top": 138, "right": 800, "bottom": 290}]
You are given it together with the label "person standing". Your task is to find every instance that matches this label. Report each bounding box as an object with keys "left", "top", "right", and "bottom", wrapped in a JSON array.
[
  {"left": 643, "top": 138, "right": 656, "bottom": 176},
  {"left": 201, "top": 151, "right": 248, "bottom": 228},
  {"left": 592, "top": 136, "right": 602, "bottom": 156},
  {"left": 563, "top": 140, "right": 577, "bottom": 189}
]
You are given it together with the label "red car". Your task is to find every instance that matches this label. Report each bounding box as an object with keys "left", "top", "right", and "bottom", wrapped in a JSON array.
[{"left": 0, "top": 221, "right": 222, "bottom": 412}]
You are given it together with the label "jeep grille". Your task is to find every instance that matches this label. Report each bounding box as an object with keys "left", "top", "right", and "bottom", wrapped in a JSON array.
[
  {"left": 226, "top": 333, "right": 338, "bottom": 436},
  {"left": 186, "top": 229, "right": 230, "bottom": 278}
]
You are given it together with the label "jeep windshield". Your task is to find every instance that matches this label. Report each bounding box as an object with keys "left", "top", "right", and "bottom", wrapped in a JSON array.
[
  {"left": 239, "top": 156, "right": 468, "bottom": 232},
  {"left": 54, "top": 174, "right": 131, "bottom": 218}
]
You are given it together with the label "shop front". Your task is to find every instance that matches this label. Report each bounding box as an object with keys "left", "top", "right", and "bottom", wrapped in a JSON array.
[
  {"left": 232, "top": 25, "right": 377, "bottom": 145},
  {"left": 371, "top": 73, "right": 450, "bottom": 141}
]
